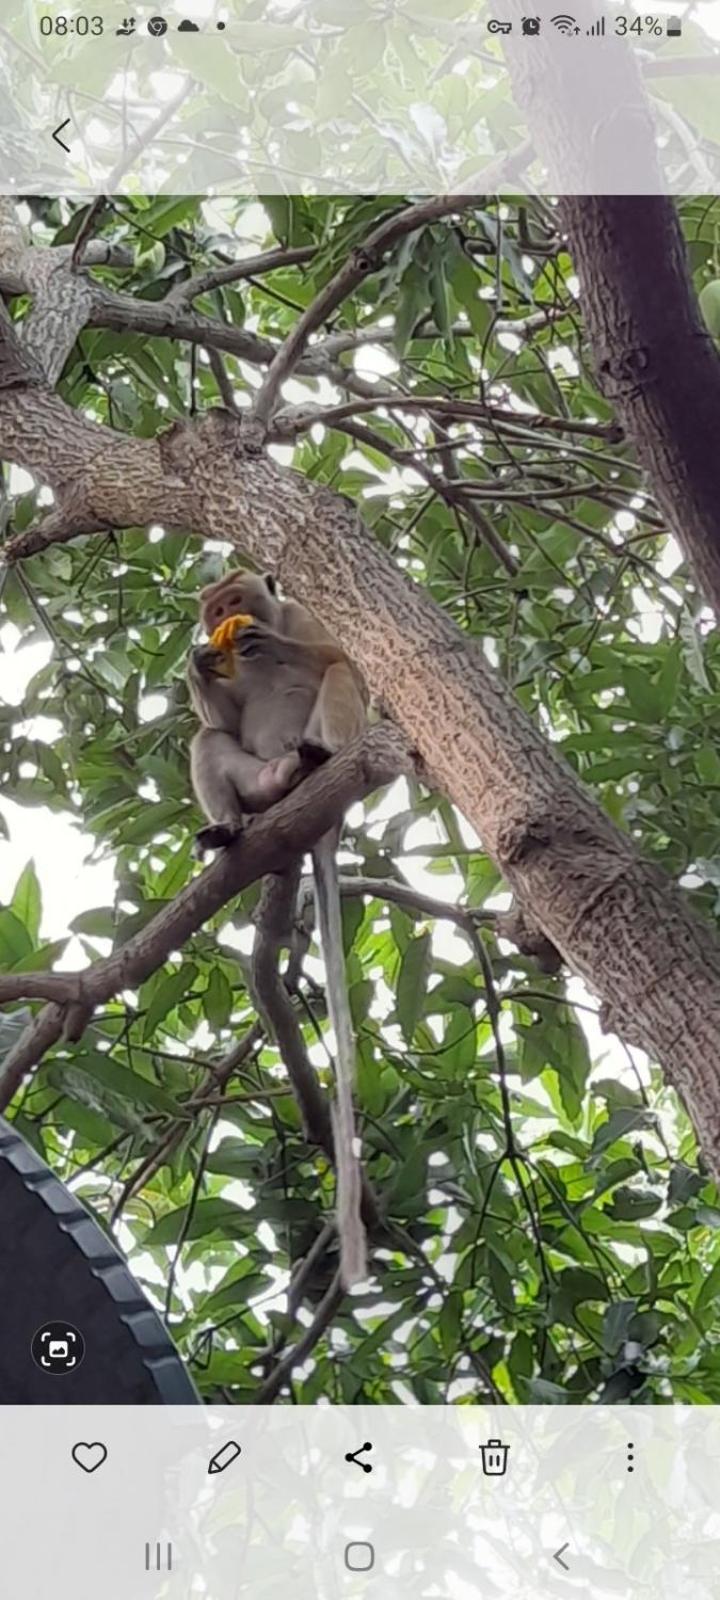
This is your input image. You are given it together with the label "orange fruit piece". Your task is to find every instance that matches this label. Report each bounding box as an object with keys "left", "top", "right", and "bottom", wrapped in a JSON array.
[{"left": 209, "top": 613, "right": 254, "bottom": 650}]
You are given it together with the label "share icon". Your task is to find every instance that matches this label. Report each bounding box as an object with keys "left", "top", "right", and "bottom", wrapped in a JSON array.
[{"left": 345, "top": 1441, "right": 373, "bottom": 1473}]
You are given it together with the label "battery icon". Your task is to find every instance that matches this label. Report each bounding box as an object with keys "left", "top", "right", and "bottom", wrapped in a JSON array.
[{"left": 666, "top": 15, "right": 682, "bottom": 34}]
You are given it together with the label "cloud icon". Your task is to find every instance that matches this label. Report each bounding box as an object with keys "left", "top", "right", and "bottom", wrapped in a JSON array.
[{"left": 178, "top": 18, "right": 200, "bottom": 28}]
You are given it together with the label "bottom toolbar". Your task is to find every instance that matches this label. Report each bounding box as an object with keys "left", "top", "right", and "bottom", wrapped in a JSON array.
[{"left": 1, "top": 1405, "right": 718, "bottom": 1598}]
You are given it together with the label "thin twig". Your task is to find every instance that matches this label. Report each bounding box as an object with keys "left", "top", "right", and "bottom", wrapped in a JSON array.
[
  {"left": 254, "top": 1272, "right": 344, "bottom": 1403},
  {"left": 336, "top": 873, "right": 498, "bottom": 930},
  {"left": 251, "top": 172, "right": 526, "bottom": 431},
  {"left": 176, "top": 246, "right": 316, "bottom": 305},
  {"left": 70, "top": 197, "right": 108, "bottom": 272},
  {"left": 273, "top": 393, "right": 622, "bottom": 443},
  {"left": 164, "top": 1105, "right": 220, "bottom": 1323}
]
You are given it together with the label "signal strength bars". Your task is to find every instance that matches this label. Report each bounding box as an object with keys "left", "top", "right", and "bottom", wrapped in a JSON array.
[{"left": 587, "top": 16, "right": 605, "bottom": 34}]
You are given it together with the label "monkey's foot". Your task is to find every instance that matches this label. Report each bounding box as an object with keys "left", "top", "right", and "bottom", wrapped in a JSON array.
[
  {"left": 209, "top": 613, "right": 254, "bottom": 651},
  {"left": 297, "top": 739, "right": 332, "bottom": 771},
  {"left": 254, "top": 752, "right": 304, "bottom": 805},
  {"left": 194, "top": 822, "right": 242, "bottom": 858}
]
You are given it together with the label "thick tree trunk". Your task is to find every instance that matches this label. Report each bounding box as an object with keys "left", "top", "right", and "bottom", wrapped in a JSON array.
[
  {"left": 558, "top": 195, "right": 720, "bottom": 617},
  {"left": 504, "top": 38, "right": 720, "bottom": 616}
]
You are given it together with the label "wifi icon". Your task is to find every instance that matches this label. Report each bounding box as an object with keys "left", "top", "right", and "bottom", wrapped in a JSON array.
[{"left": 552, "top": 12, "right": 577, "bottom": 31}]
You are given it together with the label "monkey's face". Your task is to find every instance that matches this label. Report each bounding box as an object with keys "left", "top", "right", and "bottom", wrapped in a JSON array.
[{"left": 200, "top": 572, "right": 276, "bottom": 634}]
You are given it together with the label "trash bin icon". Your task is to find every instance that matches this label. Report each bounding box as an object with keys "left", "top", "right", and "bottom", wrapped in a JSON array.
[{"left": 480, "top": 1438, "right": 509, "bottom": 1476}]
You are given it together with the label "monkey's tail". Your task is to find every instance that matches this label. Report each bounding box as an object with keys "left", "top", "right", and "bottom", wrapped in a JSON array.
[{"left": 311, "top": 830, "right": 368, "bottom": 1289}]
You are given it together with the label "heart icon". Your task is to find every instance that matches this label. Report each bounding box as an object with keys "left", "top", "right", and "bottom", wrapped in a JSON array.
[{"left": 71, "top": 1441, "right": 108, "bottom": 1474}]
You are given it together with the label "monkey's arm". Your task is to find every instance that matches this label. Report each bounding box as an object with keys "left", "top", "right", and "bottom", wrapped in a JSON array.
[
  {"left": 231, "top": 622, "right": 347, "bottom": 676},
  {"left": 187, "top": 646, "right": 248, "bottom": 734},
  {"left": 302, "top": 661, "right": 367, "bottom": 756}
]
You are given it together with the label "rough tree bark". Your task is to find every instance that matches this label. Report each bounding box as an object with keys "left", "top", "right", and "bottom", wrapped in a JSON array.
[
  {"left": 4, "top": 202, "right": 720, "bottom": 1186},
  {"left": 504, "top": 28, "right": 720, "bottom": 616},
  {"left": 559, "top": 195, "right": 720, "bottom": 617}
]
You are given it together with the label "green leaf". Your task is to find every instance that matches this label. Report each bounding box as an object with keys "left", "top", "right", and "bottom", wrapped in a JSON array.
[
  {"left": 429, "top": 257, "right": 451, "bottom": 340},
  {"left": 145, "top": 1198, "right": 251, "bottom": 1246},
  {"left": 603, "top": 1299, "right": 638, "bottom": 1354},
  {"left": 388, "top": 1146, "right": 428, "bottom": 1210},
  {"left": 622, "top": 665, "right": 665, "bottom": 723},
  {"left": 591, "top": 1109, "right": 654, "bottom": 1158},
  {"left": 122, "top": 799, "right": 183, "bottom": 846},
  {"left": 509, "top": 1330, "right": 534, "bottom": 1381},
  {"left": 206, "top": 1138, "right": 264, "bottom": 1177},
  {"left": 608, "top": 1187, "right": 662, "bottom": 1221},
  {"left": 656, "top": 643, "right": 681, "bottom": 713},
  {"left": 526, "top": 1378, "right": 568, "bottom": 1404},
  {"left": 451, "top": 255, "right": 490, "bottom": 336},
  {"left": 396, "top": 932, "right": 432, "bottom": 1043},
  {"left": 50, "top": 1051, "right": 184, "bottom": 1117},
  {"left": 0, "top": 909, "right": 34, "bottom": 969},
  {"left": 0, "top": 1007, "right": 32, "bottom": 1062},
  {"left": 695, "top": 1259, "right": 720, "bottom": 1317},
  {"left": 11, "top": 861, "right": 42, "bottom": 944},
  {"left": 554, "top": 1014, "right": 591, "bottom": 1124},
  {"left": 203, "top": 967, "right": 233, "bottom": 1031},
  {"left": 394, "top": 263, "right": 430, "bottom": 356},
  {"left": 71, "top": 908, "right": 117, "bottom": 938},
  {"left": 488, "top": 1250, "right": 515, "bottom": 1313},
  {"left": 143, "top": 965, "right": 198, "bottom": 1041},
  {"left": 439, "top": 1290, "right": 463, "bottom": 1359},
  {"left": 699, "top": 279, "right": 720, "bottom": 338}
]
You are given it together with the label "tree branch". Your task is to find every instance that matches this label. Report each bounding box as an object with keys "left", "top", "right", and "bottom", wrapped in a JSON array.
[
  {"left": 206, "top": 346, "right": 239, "bottom": 412},
  {"left": 251, "top": 187, "right": 505, "bottom": 431},
  {"left": 0, "top": 300, "right": 44, "bottom": 391},
  {"left": 254, "top": 1271, "right": 344, "bottom": 1404},
  {"left": 273, "top": 393, "right": 623, "bottom": 444},
  {"left": 313, "top": 304, "right": 575, "bottom": 360},
  {"left": 336, "top": 876, "right": 561, "bottom": 980},
  {"left": 0, "top": 725, "right": 412, "bottom": 1108},
  {"left": 0, "top": 973, "right": 84, "bottom": 1003},
  {"left": 337, "top": 415, "right": 520, "bottom": 577},
  {"left": 110, "top": 1023, "right": 264, "bottom": 1220},
  {"left": 337, "top": 874, "right": 498, "bottom": 930},
  {"left": 0, "top": 260, "right": 376, "bottom": 407},
  {"left": 70, "top": 197, "right": 108, "bottom": 272},
  {"left": 174, "top": 245, "right": 316, "bottom": 305}
]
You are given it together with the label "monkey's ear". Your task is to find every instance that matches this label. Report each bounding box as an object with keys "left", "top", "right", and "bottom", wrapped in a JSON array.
[{"left": 263, "top": 573, "right": 278, "bottom": 596}]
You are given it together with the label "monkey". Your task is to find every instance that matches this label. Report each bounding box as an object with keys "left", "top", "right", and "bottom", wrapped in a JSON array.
[
  {"left": 186, "top": 569, "right": 368, "bottom": 1288},
  {"left": 188, "top": 570, "right": 366, "bottom": 850}
]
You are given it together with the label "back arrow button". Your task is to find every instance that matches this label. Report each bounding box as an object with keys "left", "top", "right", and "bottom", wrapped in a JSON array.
[
  {"left": 52, "top": 119, "right": 71, "bottom": 153},
  {"left": 553, "top": 1542, "right": 570, "bottom": 1572}
]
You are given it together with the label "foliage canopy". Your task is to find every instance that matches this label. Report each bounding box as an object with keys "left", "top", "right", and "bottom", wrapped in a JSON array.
[{"left": 3, "top": 194, "right": 720, "bottom": 1404}]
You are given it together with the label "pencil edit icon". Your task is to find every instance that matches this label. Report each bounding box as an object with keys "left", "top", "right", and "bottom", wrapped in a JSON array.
[{"left": 208, "top": 1440, "right": 242, "bottom": 1475}]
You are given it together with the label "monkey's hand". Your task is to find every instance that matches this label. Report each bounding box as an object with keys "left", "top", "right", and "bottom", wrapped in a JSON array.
[
  {"left": 232, "top": 620, "right": 287, "bottom": 662},
  {"left": 209, "top": 613, "right": 254, "bottom": 651}
]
